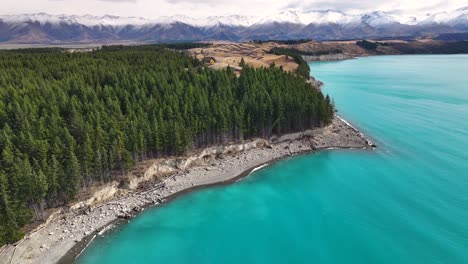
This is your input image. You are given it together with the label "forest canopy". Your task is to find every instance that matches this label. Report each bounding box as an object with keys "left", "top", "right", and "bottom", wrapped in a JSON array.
[{"left": 0, "top": 45, "right": 333, "bottom": 245}]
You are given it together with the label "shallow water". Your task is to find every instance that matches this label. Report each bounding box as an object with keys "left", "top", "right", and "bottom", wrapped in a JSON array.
[{"left": 77, "top": 55, "right": 468, "bottom": 264}]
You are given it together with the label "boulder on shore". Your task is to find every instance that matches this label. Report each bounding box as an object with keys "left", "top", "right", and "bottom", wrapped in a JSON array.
[{"left": 117, "top": 213, "right": 132, "bottom": 219}]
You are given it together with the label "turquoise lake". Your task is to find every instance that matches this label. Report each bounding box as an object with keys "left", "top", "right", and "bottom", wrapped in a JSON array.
[{"left": 77, "top": 55, "right": 468, "bottom": 264}]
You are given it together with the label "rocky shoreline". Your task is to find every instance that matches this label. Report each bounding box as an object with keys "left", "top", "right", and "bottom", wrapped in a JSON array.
[
  {"left": 308, "top": 77, "right": 324, "bottom": 89},
  {"left": 302, "top": 53, "right": 355, "bottom": 62},
  {"left": 0, "top": 116, "right": 374, "bottom": 264}
]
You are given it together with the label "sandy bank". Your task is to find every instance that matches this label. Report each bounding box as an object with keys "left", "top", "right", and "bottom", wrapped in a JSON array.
[{"left": 0, "top": 116, "right": 373, "bottom": 264}]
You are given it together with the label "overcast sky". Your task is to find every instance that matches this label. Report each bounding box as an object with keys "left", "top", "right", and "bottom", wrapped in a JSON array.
[{"left": 2, "top": 0, "right": 467, "bottom": 17}]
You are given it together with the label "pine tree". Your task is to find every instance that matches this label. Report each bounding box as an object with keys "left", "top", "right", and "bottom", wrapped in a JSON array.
[
  {"left": 0, "top": 172, "right": 23, "bottom": 244},
  {"left": 239, "top": 57, "right": 246, "bottom": 67},
  {"left": 63, "top": 149, "right": 81, "bottom": 200},
  {"left": 47, "top": 155, "right": 61, "bottom": 202}
]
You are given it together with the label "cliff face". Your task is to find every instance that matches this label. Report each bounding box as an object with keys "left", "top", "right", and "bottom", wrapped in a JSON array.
[
  {"left": 67, "top": 127, "right": 338, "bottom": 212},
  {"left": 69, "top": 138, "right": 270, "bottom": 212}
]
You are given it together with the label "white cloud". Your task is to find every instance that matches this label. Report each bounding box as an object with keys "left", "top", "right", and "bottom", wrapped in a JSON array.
[{"left": 0, "top": 0, "right": 467, "bottom": 18}]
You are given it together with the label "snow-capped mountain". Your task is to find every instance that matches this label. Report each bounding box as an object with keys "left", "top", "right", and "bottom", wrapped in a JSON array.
[
  {"left": 0, "top": 7, "right": 467, "bottom": 44},
  {"left": 0, "top": 13, "right": 258, "bottom": 28},
  {"left": 253, "top": 10, "right": 361, "bottom": 26},
  {"left": 361, "top": 12, "right": 401, "bottom": 27},
  {"left": 421, "top": 7, "right": 468, "bottom": 28},
  {"left": 165, "top": 15, "right": 258, "bottom": 27},
  {"left": 0, "top": 13, "right": 153, "bottom": 27},
  {"left": 254, "top": 10, "right": 308, "bottom": 25},
  {"left": 303, "top": 10, "right": 360, "bottom": 25}
]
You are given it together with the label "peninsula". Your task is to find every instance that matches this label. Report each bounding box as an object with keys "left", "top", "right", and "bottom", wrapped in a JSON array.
[
  {"left": 0, "top": 43, "right": 373, "bottom": 264},
  {"left": 2, "top": 37, "right": 468, "bottom": 263}
]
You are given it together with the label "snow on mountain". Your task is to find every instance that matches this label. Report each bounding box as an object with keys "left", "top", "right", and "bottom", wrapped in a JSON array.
[
  {"left": 361, "top": 11, "right": 400, "bottom": 27},
  {"left": 162, "top": 15, "right": 258, "bottom": 27},
  {"left": 74, "top": 14, "right": 152, "bottom": 27},
  {"left": 302, "top": 10, "right": 360, "bottom": 25},
  {"left": 451, "top": 13, "right": 468, "bottom": 25},
  {"left": 206, "top": 15, "right": 259, "bottom": 27},
  {"left": 447, "top": 7, "right": 468, "bottom": 26},
  {"left": 421, "top": 12, "right": 453, "bottom": 25},
  {"left": 396, "top": 16, "right": 419, "bottom": 26},
  {"left": 0, "top": 7, "right": 468, "bottom": 34},
  {"left": 2, "top": 7, "right": 467, "bottom": 29},
  {"left": 420, "top": 6, "right": 468, "bottom": 26},
  {"left": 253, "top": 9, "right": 361, "bottom": 25},
  {"left": 254, "top": 10, "right": 303, "bottom": 25},
  {"left": 0, "top": 13, "right": 260, "bottom": 28},
  {"left": 0, "top": 13, "right": 154, "bottom": 27},
  {"left": 251, "top": 9, "right": 359, "bottom": 26},
  {"left": 0, "top": 13, "right": 69, "bottom": 25}
]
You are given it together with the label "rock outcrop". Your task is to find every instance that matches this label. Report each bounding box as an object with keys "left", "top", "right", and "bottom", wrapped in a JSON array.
[{"left": 308, "top": 77, "right": 324, "bottom": 89}]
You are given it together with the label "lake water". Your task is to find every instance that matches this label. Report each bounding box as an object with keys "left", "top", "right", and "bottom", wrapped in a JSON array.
[{"left": 77, "top": 55, "right": 468, "bottom": 264}]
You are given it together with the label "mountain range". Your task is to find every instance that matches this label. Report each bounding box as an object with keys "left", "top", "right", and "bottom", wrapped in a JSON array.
[{"left": 1, "top": 7, "right": 468, "bottom": 44}]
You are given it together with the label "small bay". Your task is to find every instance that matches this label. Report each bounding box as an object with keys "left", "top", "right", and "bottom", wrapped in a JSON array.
[{"left": 77, "top": 55, "right": 468, "bottom": 264}]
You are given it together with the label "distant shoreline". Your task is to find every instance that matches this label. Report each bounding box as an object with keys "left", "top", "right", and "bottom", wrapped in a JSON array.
[{"left": 0, "top": 116, "right": 374, "bottom": 264}]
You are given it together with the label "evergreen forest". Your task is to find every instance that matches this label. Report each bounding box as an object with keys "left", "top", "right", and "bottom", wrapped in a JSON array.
[{"left": 0, "top": 45, "right": 334, "bottom": 244}]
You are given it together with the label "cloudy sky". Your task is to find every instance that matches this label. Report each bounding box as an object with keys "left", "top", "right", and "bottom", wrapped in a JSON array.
[{"left": 2, "top": 0, "right": 467, "bottom": 17}]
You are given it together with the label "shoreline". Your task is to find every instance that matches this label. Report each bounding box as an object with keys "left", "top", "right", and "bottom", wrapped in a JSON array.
[
  {"left": 59, "top": 159, "right": 287, "bottom": 264},
  {"left": 303, "top": 55, "right": 359, "bottom": 63},
  {"left": 0, "top": 116, "right": 374, "bottom": 264}
]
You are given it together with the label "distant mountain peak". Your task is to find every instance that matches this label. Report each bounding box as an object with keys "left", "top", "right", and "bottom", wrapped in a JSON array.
[
  {"left": 361, "top": 11, "right": 401, "bottom": 27},
  {"left": 420, "top": 6, "right": 468, "bottom": 26},
  {"left": 0, "top": 7, "right": 467, "bottom": 44}
]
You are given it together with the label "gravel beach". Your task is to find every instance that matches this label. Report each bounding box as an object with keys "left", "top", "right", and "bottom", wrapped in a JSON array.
[{"left": 0, "top": 116, "right": 374, "bottom": 264}]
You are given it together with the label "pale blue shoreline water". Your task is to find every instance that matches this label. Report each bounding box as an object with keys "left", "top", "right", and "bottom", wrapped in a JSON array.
[{"left": 77, "top": 55, "right": 468, "bottom": 264}]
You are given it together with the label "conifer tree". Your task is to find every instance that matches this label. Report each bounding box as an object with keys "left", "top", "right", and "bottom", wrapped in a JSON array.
[{"left": 239, "top": 57, "right": 246, "bottom": 67}]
